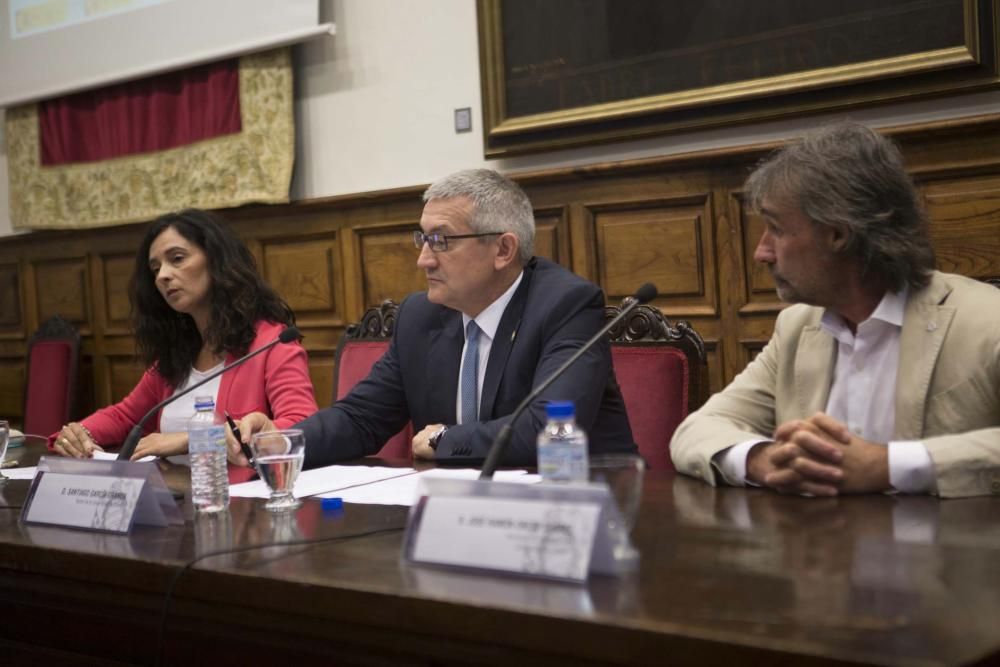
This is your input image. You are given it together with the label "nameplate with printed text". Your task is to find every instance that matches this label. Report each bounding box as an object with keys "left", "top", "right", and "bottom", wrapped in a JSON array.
[
  {"left": 403, "top": 477, "right": 633, "bottom": 582},
  {"left": 21, "top": 457, "right": 182, "bottom": 533}
]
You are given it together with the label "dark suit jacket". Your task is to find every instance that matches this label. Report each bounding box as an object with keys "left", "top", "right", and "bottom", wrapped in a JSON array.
[{"left": 300, "top": 257, "right": 636, "bottom": 468}]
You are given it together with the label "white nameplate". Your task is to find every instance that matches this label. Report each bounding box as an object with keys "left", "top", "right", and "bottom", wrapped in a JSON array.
[
  {"left": 25, "top": 473, "right": 146, "bottom": 533},
  {"left": 21, "top": 457, "right": 182, "bottom": 533},
  {"left": 403, "top": 477, "right": 634, "bottom": 581},
  {"left": 412, "top": 495, "right": 601, "bottom": 581}
]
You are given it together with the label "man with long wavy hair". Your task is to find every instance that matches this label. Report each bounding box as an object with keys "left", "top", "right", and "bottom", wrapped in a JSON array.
[{"left": 672, "top": 122, "right": 1000, "bottom": 498}]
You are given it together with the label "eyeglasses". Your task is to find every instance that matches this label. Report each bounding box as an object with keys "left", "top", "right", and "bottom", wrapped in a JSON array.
[{"left": 413, "top": 230, "right": 502, "bottom": 252}]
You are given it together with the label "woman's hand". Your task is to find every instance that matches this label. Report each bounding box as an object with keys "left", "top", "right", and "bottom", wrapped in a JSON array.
[
  {"left": 132, "top": 432, "right": 189, "bottom": 460},
  {"left": 228, "top": 412, "right": 275, "bottom": 466},
  {"left": 53, "top": 423, "right": 103, "bottom": 458}
]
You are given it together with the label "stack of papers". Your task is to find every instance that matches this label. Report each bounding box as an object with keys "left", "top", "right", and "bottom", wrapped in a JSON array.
[{"left": 231, "top": 465, "right": 540, "bottom": 507}]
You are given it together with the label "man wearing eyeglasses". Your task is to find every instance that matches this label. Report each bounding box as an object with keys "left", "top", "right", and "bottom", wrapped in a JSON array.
[{"left": 237, "top": 168, "right": 636, "bottom": 468}]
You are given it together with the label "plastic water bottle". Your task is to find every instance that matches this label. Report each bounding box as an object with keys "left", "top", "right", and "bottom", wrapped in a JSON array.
[
  {"left": 188, "top": 396, "right": 229, "bottom": 513},
  {"left": 537, "top": 401, "right": 589, "bottom": 483}
]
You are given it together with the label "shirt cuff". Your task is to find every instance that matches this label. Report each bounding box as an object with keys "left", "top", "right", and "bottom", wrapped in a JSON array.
[
  {"left": 888, "top": 440, "right": 936, "bottom": 494},
  {"left": 712, "top": 439, "right": 771, "bottom": 486}
]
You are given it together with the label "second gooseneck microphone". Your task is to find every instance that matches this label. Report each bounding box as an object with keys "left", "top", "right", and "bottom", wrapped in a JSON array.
[{"left": 478, "top": 283, "right": 657, "bottom": 479}]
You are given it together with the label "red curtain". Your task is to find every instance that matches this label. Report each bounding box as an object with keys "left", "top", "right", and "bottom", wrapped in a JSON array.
[{"left": 39, "top": 59, "right": 241, "bottom": 166}]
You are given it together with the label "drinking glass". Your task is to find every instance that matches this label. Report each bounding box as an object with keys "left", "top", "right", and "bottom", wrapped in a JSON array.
[
  {"left": 0, "top": 420, "right": 9, "bottom": 483},
  {"left": 589, "top": 453, "right": 645, "bottom": 564},
  {"left": 250, "top": 429, "right": 305, "bottom": 512}
]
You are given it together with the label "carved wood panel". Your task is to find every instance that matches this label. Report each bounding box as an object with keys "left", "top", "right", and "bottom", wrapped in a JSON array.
[
  {"left": 533, "top": 206, "right": 571, "bottom": 267},
  {"left": 922, "top": 175, "right": 1000, "bottom": 281},
  {"left": 107, "top": 355, "right": 145, "bottom": 405},
  {"left": 589, "top": 195, "right": 716, "bottom": 315},
  {"left": 0, "top": 358, "right": 25, "bottom": 423},
  {"left": 261, "top": 235, "right": 342, "bottom": 326},
  {"left": 33, "top": 258, "right": 90, "bottom": 332},
  {"left": 736, "top": 198, "right": 781, "bottom": 314},
  {"left": 98, "top": 252, "right": 135, "bottom": 334},
  {"left": 357, "top": 227, "right": 425, "bottom": 306},
  {"left": 0, "top": 263, "right": 22, "bottom": 338}
]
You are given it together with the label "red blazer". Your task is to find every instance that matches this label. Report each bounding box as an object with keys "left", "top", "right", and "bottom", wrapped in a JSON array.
[{"left": 48, "top": 320, "right": 318, "bottom": 450}]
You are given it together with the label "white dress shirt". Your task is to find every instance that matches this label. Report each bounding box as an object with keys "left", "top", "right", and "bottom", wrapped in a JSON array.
[
  {"left": 715, "top": 288, "right": 936, "bottom": 493},
  {"left": 455, "top": 271, "right": 523, "bottom": 424},
  {"left": 159, "top": 363, "right": 224, "bottom": 433}
]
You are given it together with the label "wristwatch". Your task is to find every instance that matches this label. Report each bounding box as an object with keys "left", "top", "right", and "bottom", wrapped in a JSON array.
[{"left": 428, "top": 425, "right": 448, "bottom": 450}]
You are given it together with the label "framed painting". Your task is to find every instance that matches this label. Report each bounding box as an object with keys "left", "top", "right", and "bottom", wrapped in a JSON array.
[{"left": 478, "top": 0, "right": 1000, "bottom": 156}]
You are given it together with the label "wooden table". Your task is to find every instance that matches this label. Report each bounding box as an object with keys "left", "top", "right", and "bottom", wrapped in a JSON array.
[{"left": 1, "top": 442, "right": 1000, "bottom": 666}]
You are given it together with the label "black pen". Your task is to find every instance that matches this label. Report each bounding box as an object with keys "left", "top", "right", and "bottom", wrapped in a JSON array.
[{"left": 224, "top": 411, "right": 256, "bottom": 467}]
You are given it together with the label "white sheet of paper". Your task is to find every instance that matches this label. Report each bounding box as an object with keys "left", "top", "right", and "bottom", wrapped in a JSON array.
[
  {"left": 92, "top": 451, "right": 157, "bottom": 463},
  {"left": 318, "top": 468, "right": 541, "bottom": 506},
  {"left": 229, "top": 464, "right": 417, "bottom": 499},
  {"left": 2, "top": 466, "right": 38, "bottom": 480}
]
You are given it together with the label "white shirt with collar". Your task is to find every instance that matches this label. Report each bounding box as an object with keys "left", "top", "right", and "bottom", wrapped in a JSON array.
[
  {"left": 714, "top": 288, "right": 936, "bottom": 494},
  {"left": 455, "top": 271, "right": 524, "bottom": 424}
]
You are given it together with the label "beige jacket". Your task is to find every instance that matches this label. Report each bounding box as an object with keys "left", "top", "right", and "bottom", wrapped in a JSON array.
[{"left": 671, "top": 272, "right": 1000, "bottom": 498}]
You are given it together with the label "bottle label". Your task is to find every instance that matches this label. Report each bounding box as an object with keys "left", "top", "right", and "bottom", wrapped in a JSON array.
[
  {"left": 538, "top": 441, "right": 588, "bottom": 483},
  {"left": 189, "top": 425, "right": 226, "bottom": 454}
]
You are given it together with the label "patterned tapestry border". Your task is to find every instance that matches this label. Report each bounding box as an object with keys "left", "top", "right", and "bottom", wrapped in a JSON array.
[{"left": 6, "top": 48, "right": 294, "bottom": 230}]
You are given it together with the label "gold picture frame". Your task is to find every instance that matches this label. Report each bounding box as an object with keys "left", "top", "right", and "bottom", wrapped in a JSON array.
[{"left": 478, "top": 0, "right": 1000, "bottom": 157}]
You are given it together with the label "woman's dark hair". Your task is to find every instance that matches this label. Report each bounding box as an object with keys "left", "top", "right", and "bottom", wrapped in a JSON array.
[{"left": 129, "top": 209, "right": 295, "bottom": 387}]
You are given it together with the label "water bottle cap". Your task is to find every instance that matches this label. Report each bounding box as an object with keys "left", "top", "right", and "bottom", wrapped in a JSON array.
[
  {"left": 322, "top": 497, "right": 344, "bottom": 511},
  {"left": 193, "top": 395, "right": 215, "bottom": 410},
  {"left": 545, "top": 401, "right": 575, "bottom": 418}
]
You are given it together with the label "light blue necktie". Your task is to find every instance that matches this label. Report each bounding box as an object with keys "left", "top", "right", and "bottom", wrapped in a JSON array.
[{"left": 460, "top": 320, "right": 481, "bottom": 424}]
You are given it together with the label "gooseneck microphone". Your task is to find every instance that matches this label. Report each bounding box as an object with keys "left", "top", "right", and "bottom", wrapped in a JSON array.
[
  {"left": 116, "top": 326, "right": 302, "bottom": 461},
  {"left": 478, "top": 283, "right": 657, "bottom": 479}
]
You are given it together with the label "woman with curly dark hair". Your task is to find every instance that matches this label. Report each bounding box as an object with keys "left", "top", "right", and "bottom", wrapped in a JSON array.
[{"left": 50, "top": 209, "right": 318, "bottom": 460}]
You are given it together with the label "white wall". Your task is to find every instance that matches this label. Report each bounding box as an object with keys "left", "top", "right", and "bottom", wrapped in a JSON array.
[{"left": 2, "top": 0, "right": 998, "bottom": 236}]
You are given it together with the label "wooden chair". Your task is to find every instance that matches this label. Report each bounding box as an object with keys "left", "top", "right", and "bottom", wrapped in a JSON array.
[
  {"left": 23, "top": 315, "right": 80, "bottom": 437},
  {"left": 333, "top": 300, "right": 413, "bottom": 458},
  {"left": 605, "top": 299, "right": 708, "bottom": 471}
]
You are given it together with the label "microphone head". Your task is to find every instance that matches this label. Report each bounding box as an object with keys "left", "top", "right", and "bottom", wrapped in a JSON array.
[
  {"left": 278, "top": 326, "right": 302, "bottom": 343},
  {"left": 633, "top": 283, "right": 657, "bottom": 304}
]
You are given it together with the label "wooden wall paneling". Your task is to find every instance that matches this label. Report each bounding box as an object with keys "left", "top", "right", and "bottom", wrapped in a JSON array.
[
  {"left": 532, "top": 206, "right": 572, "bottom": 268},
  {"left": 95, "top": 252, "right": 136, "bottom": 335},
  {"left": 307, "top": 353, "right": 337, "bottom": 409},
  {"left": 91, "top": 246, "right": 138, "bottom": 411},
  {"left": 710, "top": 183, "right": 745, "bottom": 389},
  {"left": 107, "top": 354, "right": 145, "bottom": 406},
  {"left": 31, "top": 258, "right": 91, "bottom": 335},
  {"left": 588, "top": 194, "right": 717, "bottom": 316},
  {"left": 260, "top": 233, "right": 344, "bottom": 328},
  {"left": 258, "top": 231, "right": 344, "bottom": 408},
  {"left": 0, "top": 357, "right": 25, "bottom": 426},
  {"left": 76, "top": 355, "right": 96, "bottom": 422},
  {"left": 353, "top": 223, "right": 425, "bottom": 310},
  {"left": 733, "top": 194, "right": 781, "bottom": 316},
  {"left": 0, "top": 263, "right": 24, "bottom": 340},
  {"left": 920, "top": 172, "right": 1000, "bottom": 281},
  {"left": 567, "top": 202, "right": 597, "bottom": 282},
  {"left": 0, "top": 259, "right": 25, "bottom": 426}
]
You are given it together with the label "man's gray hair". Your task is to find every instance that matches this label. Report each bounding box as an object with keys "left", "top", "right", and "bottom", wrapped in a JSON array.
[
  {"left": 744, "top": 121, "right": 935, "bottom": 292},
  {"left": 423, "top": 169, "right": 535, "bottom": 263}
]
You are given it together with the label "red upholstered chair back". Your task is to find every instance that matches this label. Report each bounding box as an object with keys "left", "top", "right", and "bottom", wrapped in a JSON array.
[
  {"left": 605, "top": 301, "right": 708, "bottom": 471},
  {"left": 333, "top": 300, "right": 413, "bottom": 459},
  {"left": 24, "top": 315, "right": 80, "bottom": 437}
]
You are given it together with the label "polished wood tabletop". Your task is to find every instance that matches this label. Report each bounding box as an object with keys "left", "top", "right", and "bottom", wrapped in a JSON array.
[{"left": 2, "top": 441, "right": 1000, "bottom": 666}]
